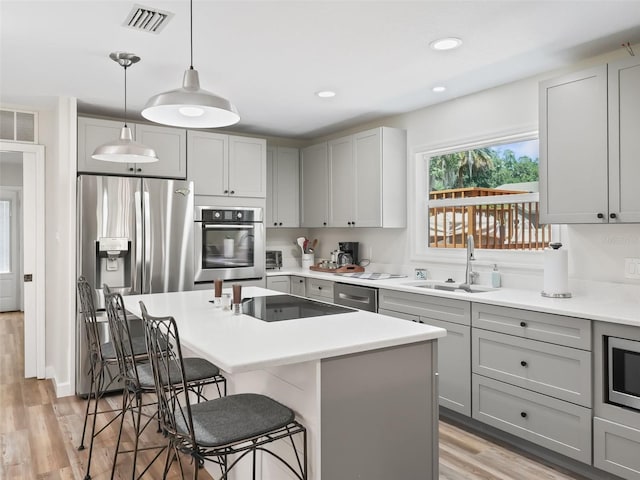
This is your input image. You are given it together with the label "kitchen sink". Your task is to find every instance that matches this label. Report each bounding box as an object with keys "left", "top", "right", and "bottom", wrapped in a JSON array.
[{"left": 402, "top": 280, "right": 495, "bottom": 294}]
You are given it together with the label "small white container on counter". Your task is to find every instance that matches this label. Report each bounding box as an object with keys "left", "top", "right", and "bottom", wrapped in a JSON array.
[{"left": 302, "top": 253, "right": 315, "bottom": 269}]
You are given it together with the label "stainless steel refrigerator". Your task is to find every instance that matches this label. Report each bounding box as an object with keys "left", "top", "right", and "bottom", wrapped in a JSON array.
[{"left": 75, "top": 174, "right": 194, "bottom": 395}]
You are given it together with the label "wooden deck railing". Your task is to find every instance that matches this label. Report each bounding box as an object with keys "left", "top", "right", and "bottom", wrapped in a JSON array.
[{"left": 429, "top": 187, "right": 551, "bottom": 250}]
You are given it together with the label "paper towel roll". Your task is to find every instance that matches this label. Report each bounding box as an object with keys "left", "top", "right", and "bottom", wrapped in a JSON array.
[{"left": 542, "top": 244, "right": 571, "bottom": 298}]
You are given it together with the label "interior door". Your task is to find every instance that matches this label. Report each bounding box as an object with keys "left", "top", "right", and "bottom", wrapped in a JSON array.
[{"left": 0, "top": 188, "right": 20, "bottom": 311}]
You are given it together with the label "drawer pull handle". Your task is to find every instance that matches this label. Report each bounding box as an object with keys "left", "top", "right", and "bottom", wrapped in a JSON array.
[
  {"left": 520, "top": 360, "right": 528, "bottom": 367},
  {"left": 520, "top": 411, "right": 527, "bottom": 418},
  {"left": 520, "top": 321, "right": 527, "bottom": 327}
]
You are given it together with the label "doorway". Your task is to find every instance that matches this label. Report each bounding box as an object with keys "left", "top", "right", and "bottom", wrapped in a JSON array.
[
  {"left": 0, "top": 142, "right": 45, "bottom": 379},
  {"left": 0, "top": 185, "right": 22, "bottom": 311}
]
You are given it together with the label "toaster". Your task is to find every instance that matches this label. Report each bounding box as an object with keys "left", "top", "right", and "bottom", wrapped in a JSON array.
[{"left": 266, "top": 250, "right": 283, "bottom": 270}]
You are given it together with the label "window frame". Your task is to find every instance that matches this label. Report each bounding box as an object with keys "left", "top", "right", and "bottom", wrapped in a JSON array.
[{"left": 410, "top": 130, "right": 560, "bottom": 267}]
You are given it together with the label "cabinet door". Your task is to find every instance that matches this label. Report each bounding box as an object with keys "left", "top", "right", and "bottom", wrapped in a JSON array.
[
  {"left": 187, "top": 131, "right": 228, "bottom": 196},
  {"left": 594, "top": 417, "right": 640, "bottom": 480},
  {"left": 328, "top": 135, "right": 355, "bottom": 227},
  {"left": 134, "top": 124, "right": 186, "bottom": 179},
  {"left": 609, "top": 57, "right": 640, "bottom": 223},
  {"left": 353, "top": 129, "right": 382, "bottom": 227},
  {"left": 266, "top": 276, "right": 290, "bottom": 294},
  {"left": 77, "top": 117, "right": 131, "bottom": 175},
  {"left": 266, "top": 147, "right": 276, "bottom": 225},
  {"left": 539, "top": 65, "right": 608, "bottom": 223},
  {"left": 301, "top": 143, "right": 329, "bottom": 227},
  {"left": 423, "top": 317, "right": 471, "bottom": 416},
  {"left": 269, "top": 146, "right": 300, "bottom": 228},
  {"left": 290, "top": 276, "right": 306, "bottom": 297},
  {"left": 228, "top": 136, "right": 266, "bottom": 197}
]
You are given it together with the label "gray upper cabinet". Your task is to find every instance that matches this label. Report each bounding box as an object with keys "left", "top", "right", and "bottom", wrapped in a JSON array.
[
  {"left": 301, "top": 142, "right": 329, "bottom": 227},
  {"left": 302, "top": 127, "right": 406, "bottom": 228},
  {"left": 266, "top": 146, "right": 300, "bottom": 228},
  {"left": 187, "top": 131, "right": 266, "bottom": 198},
  {"left": 77, "top": 116, "right": 186, "bottom": 178},
  {"left": 540, "top": 57, "right": 640, "bottom": 224}
]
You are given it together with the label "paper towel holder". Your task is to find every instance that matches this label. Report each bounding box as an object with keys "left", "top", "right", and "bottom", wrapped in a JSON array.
[{"left": 541, "top": 242, "right": 572, "bottom": 298}]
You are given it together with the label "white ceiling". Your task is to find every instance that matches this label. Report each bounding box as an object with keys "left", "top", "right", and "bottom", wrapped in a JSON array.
[{"left": 2, "top": 1, "right": 640, "bottom": 139}]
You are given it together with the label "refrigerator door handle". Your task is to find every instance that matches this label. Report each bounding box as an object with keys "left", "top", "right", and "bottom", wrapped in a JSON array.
[
  {"left": 143, "top": 190, "right": 152, "bottom": 294},
  {"left": 134, "top": 190, "right": 143, "bottom": 294}
]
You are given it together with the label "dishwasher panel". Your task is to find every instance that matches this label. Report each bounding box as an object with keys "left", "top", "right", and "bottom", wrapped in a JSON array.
[{"left": 333, "top": 282, "right": 378, "bottom": 312}]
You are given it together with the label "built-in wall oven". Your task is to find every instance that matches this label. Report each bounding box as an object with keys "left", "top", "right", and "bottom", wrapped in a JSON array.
[
  {"left": 194, "top": 206, "right": 264, "bottom": 283},
  {"left": 608, "top": 336, "right": 640, "bottom": 411}
]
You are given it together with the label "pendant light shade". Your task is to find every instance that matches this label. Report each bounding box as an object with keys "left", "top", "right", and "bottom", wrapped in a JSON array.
[
  {"left": 92, "top": 52, "right": 158, "bottom": 163},
  {"left": 141, "top": 0, "right": 239, "bottom": 129},
  {"left": 92, "top": 126, "right": 158, "bottom": 163},
  {"left": 141, "top": 68, "right": 239, "bottom": 128}
]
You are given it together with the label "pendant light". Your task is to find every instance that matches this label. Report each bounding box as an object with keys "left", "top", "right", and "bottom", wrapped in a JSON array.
[
  {"left": 92, "top": 52, "right": 158, "bottom": 163},
  {"left": 141, "top": 0, "right": 239, "bottom": 128}
]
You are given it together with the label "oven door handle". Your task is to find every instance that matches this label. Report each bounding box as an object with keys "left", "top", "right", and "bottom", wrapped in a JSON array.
[{"left": 200, "top": 223, "right": 256, "bottom": 229}]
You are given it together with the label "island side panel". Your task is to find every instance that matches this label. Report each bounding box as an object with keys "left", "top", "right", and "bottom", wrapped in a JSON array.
[{"left": 320, "top": 340, "right": 439, "bottom": 480}]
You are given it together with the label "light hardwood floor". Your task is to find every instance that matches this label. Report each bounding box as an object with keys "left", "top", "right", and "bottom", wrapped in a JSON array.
[{"left": 0, "top": 311, "right": 584, "bottom": 479}]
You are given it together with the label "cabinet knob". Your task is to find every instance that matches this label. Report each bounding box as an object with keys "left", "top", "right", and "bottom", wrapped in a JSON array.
[
  {"left": 610, "top": 213, "right": 617, "bottom": 219},
  {"left": 352, "top": 221, "right": 355, "bottom": 226},
  {"left": 597, "top": 213, "right": 604, "bottom": 219},
  {"left": 279, "top": 222, "right": 283, "bottom": 226},
  {"left": 323, "top": 222, "right": 327, "bottom": 226},
  {"left": 347, "top": 221, "right": 351, "bottom": 226},
  {"left": 230, "top": 190, "right": 235, "bottom": 195},
  {"left": 129, "top": 167, "right": 135, "bottom": 172},
  {"left": 520, "top": 360, "right": 528, "bottom": 367},
  {"left": 520, "top": 321, "right": 527, "bottom": 328},
  {"left": 273, "top": 222, "right": 278, "bottom": 226},
  {"left": 223, "top": 190, "right": 229, "bottom": 194},
  {"left": 136, "top": 168, "right": 142, "bottom": 172},
  {"left": 520, "top": 411, "right": 527, "bottom": 418},
  {"left": 318, "top": 286, "right": 322, "bottom": 290}
]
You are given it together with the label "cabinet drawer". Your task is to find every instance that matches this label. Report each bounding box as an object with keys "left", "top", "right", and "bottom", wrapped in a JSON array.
[
  {"left": 594, "top": 417, "right": 640, "bottom": 480},
  {"left": 472, "top": 329, "right": 591, "bottom": 407},
  {"left": 379, "top": 289, "right": 470, "bottom": 326},
  {"left": 472, "top": 375, "right": 591, "bottom": 464},
  {"left": 472, "top": 303, "right": 591, "bottom": 350},
  {"left": 306, "top": 278, "right": 334, "bottom": 300}
]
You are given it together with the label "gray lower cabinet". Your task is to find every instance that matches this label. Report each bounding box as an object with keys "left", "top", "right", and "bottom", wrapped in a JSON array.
[
  {"left": 471, "top": 303, "right": 593, "bottom": 464},
  {"left": 473, "top": 375, "right": 592, "bottom": 463},
  {"left": 306, "top": 278, "right": 334, "bottom": 302},
  {"left": 594, "top": 417, "right": 640, "bottom": 480},
  {"left": 379, "top": 289, "right": 471, "bottom": 416},
  {"left": 472, "top": 303, "right": 591, "bottom": 350},
  {"left": 290, "top": 276, "right": 306, "bottom": 297},
  {"left": 266, "top": 276, "right": 290, "bottom": 294},
  {"left": 472, "top": 328, "right": 591, "bottom": 407}
]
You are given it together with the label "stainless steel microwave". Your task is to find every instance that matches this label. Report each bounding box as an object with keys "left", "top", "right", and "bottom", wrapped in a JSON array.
[{"left": 608, "top": 336, "right": 640, "bottom": 411}]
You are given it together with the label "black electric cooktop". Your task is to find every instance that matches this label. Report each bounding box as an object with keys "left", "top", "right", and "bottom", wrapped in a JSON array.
[{"left": 242, "top": 294, "right": 355, "bottom": 322}]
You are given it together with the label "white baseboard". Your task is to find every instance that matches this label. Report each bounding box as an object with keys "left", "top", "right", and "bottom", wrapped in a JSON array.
[{"left": 46, "top": 366, "right": 74, "bottom": 398}]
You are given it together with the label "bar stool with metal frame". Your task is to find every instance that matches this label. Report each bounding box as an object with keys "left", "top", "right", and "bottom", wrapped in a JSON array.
[
  {"left": 77, "top": 276, "right": 148, "bottom": 480},
  {"left": 140, "top": 301, "right": 307, "bottom": 480},
  {"left": 104, "top": 288, "right": 226, "bottom": 479}
]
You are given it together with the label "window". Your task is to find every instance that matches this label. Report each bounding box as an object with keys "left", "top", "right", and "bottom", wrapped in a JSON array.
[{"left": 420, "top": 133, "right": 551, "bottom": 252}]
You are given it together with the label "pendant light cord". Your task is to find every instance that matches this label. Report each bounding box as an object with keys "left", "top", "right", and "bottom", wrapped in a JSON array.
[
  {"left": 189, "top": 0, "right": 194, "bottom": 70},
  {"left": 123, "top": 63, "right": 128, "bottom": 127}
]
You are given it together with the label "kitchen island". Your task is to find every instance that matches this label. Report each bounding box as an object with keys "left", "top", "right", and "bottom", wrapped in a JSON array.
[{"left": 123, "top": 287, "right": 446, "bottom": 480}]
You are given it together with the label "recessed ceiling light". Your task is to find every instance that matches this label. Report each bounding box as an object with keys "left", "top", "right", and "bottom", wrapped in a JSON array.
[
  {"left": 432, "top": 86, "right": 446, "bottom": 93},
  {"left": 430, "top": 37, "right": 463, "bottom": 51},
  {"left": 316, "top": 90, "right": 336, "bottom": 98}
]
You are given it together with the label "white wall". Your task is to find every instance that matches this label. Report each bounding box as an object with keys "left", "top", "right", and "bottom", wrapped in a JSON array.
[{"left": 267, "top": 44, "right": 640, "bottom": 288}]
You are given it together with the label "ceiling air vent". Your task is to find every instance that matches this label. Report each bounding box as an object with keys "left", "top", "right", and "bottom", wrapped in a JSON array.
[{"left": 123, "top": 4, "right": 173, "bottom": 34}]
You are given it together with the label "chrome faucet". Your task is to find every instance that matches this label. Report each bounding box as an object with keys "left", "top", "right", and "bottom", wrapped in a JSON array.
[{"left": 464, "top": 234, "right": 479, "bottom": 286}]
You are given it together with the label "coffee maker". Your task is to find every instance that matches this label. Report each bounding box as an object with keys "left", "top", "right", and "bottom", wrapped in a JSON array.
[{"left": 338, "top": 241, "right": 359, "bottom": 266}]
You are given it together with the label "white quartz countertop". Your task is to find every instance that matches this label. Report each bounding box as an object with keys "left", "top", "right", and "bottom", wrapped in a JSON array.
[
  {"left": 269, "top": 268, "right": 640, "bottom": 328},
  {"left": 123, "top": 287, "right": 446, "bottom": 374}
]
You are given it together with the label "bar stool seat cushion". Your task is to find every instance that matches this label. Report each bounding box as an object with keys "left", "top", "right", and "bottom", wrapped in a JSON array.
[
  {"left": 136, "top": 358, "right": 220, "bottom": 388},
  {"left": 178, "top": 393, "right": 295, "bottom": 447},
  {"left": 101, "top": 335, "right": 147, "bottom": 360}
]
